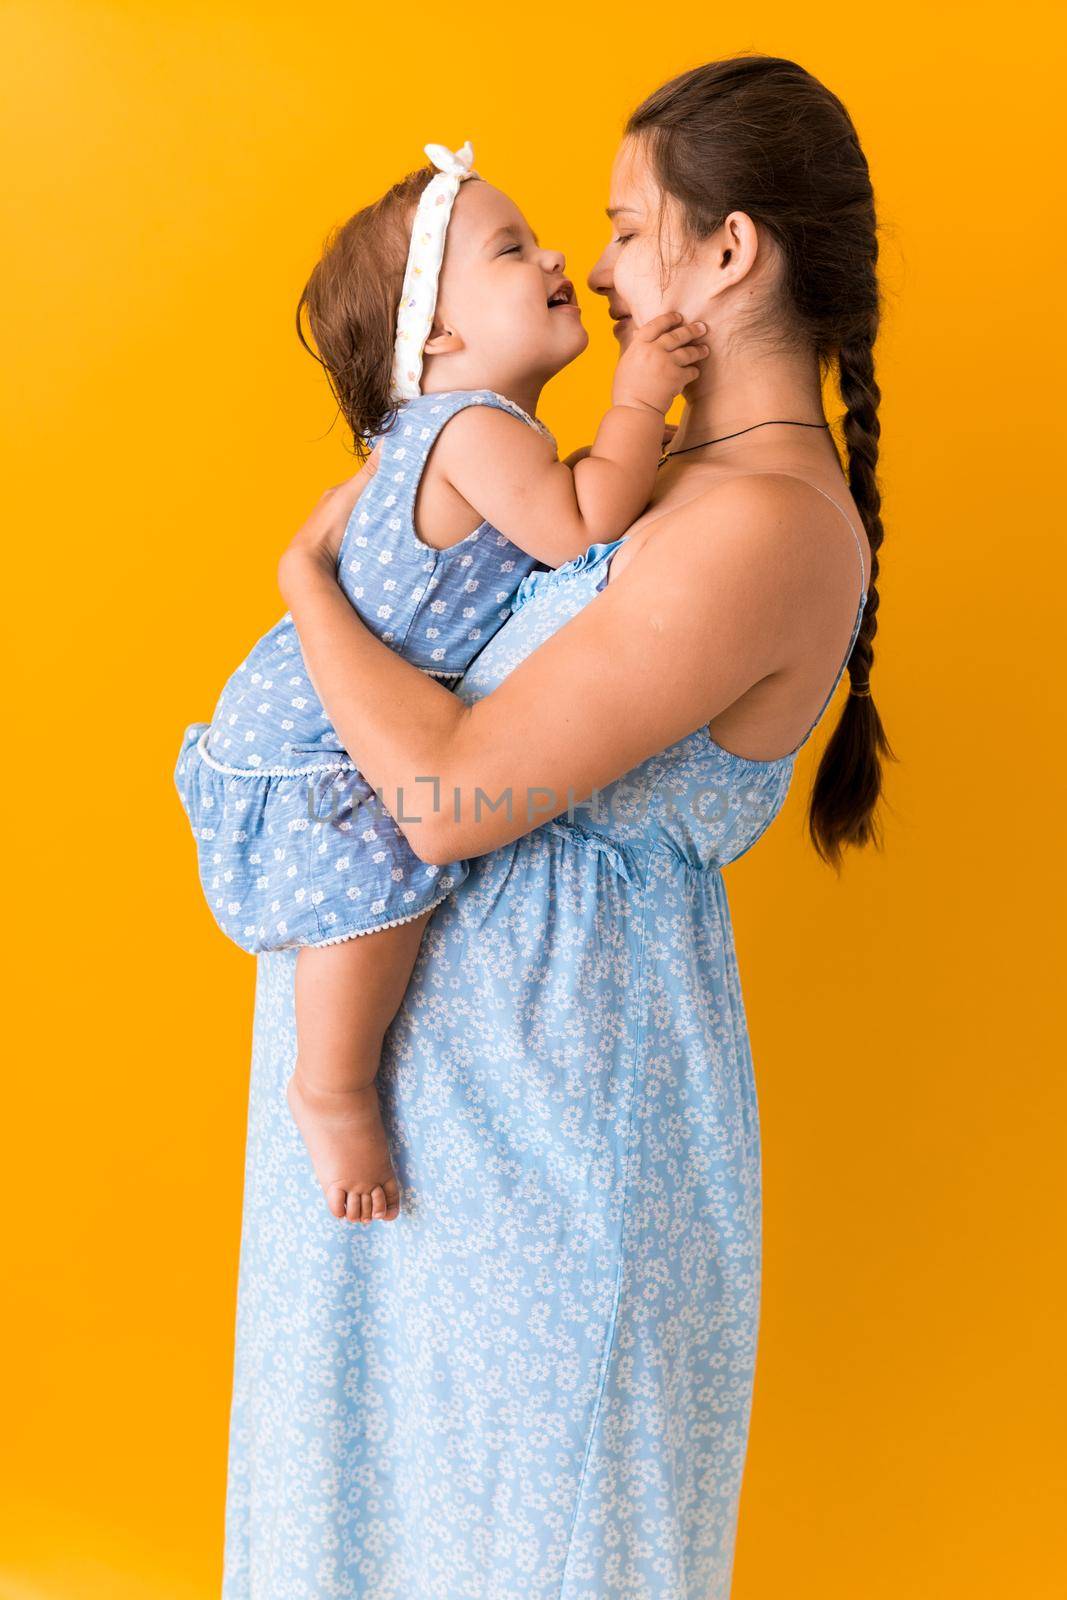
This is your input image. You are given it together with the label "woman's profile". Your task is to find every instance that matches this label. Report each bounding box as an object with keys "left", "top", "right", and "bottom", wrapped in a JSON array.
[{"left": 222, "top": 53, "right": 895, "bottom": 1599}]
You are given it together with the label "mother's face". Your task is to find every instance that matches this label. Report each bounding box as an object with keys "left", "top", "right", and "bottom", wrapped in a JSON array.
[{"left": 587, "top": 134, "right": 723, "bottom": 351}]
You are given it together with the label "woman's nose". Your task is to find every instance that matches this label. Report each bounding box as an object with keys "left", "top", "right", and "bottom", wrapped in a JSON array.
[{"left": 587, "top": 245, "right": 615, "bottom": 295}]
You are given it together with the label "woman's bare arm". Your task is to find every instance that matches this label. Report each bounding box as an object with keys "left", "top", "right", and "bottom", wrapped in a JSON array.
[{"left": 279, "top": 475, "right": 804, "bottom": 865}]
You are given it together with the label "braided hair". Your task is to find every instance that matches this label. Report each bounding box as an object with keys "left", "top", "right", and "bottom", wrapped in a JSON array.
[{"left": 627, "top": 54, "right": 898, "bottom": 870}]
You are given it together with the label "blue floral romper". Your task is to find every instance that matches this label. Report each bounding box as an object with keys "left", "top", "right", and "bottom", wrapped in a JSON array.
[{"left": 173, "top": 389, "right": 554, "bottom": 954}]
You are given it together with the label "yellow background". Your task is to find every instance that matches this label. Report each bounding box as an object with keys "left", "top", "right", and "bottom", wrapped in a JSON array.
[{"left": 3, "top": 2, "right": 1064, "bottom": 1595}]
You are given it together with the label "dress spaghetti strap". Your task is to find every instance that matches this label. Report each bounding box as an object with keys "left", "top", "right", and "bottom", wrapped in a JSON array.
[
  {"left": 736, "top": 470, "right": 868, "bottom": 602},
  {"left": 705, "top": 471, "right": 869, "bottom": 762},
  {"left": 757, "top": 473, "right": 869, "bottom": 754}
]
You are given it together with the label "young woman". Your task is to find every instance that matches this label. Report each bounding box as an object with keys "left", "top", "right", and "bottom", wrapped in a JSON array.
[{"left": 221, "top": 54, "right": 893, "bottom": 1600}]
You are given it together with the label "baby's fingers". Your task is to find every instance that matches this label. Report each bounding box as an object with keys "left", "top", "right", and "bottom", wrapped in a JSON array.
[
  {"left": 672, "top": 340, "right": 711, "bottom": 367},
  {"left": 657, "top": 319, "right": 707, "bottom": 351},
  {"left": 636, "top": 309, "right": 686, "bottom": 341}
]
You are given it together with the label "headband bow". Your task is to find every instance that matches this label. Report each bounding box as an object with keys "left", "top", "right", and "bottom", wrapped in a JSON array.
[{"left": 390, "top": 140, "right": 478, "bottom": 403}]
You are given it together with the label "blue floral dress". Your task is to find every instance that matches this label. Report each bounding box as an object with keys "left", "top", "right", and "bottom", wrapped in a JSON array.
[{"left": 222, "top": 505, "right": 867, "bottom": 1598}]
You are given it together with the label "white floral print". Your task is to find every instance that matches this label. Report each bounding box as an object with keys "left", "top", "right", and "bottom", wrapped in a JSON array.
[{"left": 221, "top": 510, "right": 867, "bottom": 1597}]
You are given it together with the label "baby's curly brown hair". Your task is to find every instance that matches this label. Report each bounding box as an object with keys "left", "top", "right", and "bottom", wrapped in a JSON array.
[{"left": 295, "top": 164, "right": 443, "bottom": 460}]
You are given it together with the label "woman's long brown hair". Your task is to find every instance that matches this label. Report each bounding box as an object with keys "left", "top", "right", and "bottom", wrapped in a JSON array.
[{"left": 628, "top": 54, "right": 897, "bottom": 870}]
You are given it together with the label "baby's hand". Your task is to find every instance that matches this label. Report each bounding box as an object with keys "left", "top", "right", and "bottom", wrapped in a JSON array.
[{"left": 611, "top": 312, "right": 709, "bottom": 417}]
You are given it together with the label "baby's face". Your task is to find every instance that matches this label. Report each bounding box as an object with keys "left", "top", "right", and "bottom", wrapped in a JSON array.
[{"left": 428, "top": 181, "right": 588, "bottom": 387}]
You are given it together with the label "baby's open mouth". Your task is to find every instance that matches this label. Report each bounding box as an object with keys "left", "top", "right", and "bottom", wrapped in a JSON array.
[{"left": 547, "top": 280, "right": 578, "bottom": 309}]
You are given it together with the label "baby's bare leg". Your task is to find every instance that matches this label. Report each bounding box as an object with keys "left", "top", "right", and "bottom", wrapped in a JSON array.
[{"left": 286, "top": 910, "right": 433, "bottom": 1225}]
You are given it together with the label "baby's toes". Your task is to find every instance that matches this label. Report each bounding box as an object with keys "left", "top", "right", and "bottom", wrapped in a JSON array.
[
  {"left": 345, "top": 1189, "right": 363, "bottom": 1225},
  {"left": 360, "top": 1191, "right": 374, "bottom": 1226},
  {"left": 380, "top": 1179, "right": 401, "bottom": 1221},
  {"left": 326, "top": 1182, "right": 348, "bottom": 1221}
]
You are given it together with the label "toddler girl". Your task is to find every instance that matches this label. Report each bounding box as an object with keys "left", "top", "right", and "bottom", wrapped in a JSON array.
[{"left": 174, "top": 141, "right": 707, "bottom": 1227}]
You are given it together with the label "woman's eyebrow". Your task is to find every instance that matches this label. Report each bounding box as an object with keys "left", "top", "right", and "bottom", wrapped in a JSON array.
[{"left": 606, "top": 205, "right": 639, "bottom": 219}]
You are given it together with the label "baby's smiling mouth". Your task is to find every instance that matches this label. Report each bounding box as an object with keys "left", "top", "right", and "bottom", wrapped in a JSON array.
[{"left": 547, "top": 279, "right": 579, "bottom": 309}]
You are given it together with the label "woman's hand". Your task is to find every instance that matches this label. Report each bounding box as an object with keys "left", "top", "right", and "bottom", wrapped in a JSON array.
[{"left": 278, "top": 446, "right": 381, "bottom": 603}]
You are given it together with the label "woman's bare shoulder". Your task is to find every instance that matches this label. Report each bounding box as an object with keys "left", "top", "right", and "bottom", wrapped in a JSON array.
[{"left": 619, "top": 469, "right": 867, "bottom": 609}]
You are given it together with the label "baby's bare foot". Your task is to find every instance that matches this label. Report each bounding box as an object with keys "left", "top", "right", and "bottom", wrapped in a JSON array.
[{"left": 285, "top": 1071, "right": 401, "bottom": 1223}]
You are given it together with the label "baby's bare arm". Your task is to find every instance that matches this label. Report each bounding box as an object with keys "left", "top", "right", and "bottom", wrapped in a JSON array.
[
  {"left": 433, "top": 313, "right": 708, "bottom": 566},
  {"left": 563, "top": 420, "right": 677, "bottom": 469}
]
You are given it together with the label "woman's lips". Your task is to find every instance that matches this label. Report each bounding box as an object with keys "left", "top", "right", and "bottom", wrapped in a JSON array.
[{"left": 611, "top": 314, "right": 632, "bottom": 339}]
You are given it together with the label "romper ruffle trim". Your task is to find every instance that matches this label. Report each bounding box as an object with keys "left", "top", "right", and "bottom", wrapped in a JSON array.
[{"left": 174, "top": 724, "right": 468, "bottom": 954}]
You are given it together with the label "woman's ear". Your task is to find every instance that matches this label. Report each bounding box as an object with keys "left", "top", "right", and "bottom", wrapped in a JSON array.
[{"left": 717, "top": 211, "right": 759, "bottom": 283}]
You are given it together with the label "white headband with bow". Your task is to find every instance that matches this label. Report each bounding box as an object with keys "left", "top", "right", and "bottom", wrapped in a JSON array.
[{"left": 390, "top": 141, "right": 478, "bottom": 403}]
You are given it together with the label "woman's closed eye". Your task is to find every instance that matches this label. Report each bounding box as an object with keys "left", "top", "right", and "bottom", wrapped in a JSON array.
[{"left": 612, "top": 235, "right": 634, "bottom": 247}]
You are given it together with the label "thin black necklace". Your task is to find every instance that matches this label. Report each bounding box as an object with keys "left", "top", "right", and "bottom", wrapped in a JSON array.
[{"left": 659, "top": 418, "right": 830, "bottom": 468}]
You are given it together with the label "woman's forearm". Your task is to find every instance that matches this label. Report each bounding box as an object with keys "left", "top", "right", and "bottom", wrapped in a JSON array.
[{"left": 279, "top": 547, "right": 470, "bottom": 863}]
